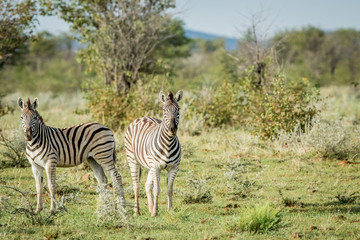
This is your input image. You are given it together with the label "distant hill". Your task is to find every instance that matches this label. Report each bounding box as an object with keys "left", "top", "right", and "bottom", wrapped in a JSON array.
[{"left": 185, "top": 29, "right": 238, "bottom": 51}]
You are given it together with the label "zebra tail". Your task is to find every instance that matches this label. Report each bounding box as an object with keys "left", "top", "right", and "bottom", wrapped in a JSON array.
[{"left": 113, "top": 148, "right": 117, "bottom": 164}]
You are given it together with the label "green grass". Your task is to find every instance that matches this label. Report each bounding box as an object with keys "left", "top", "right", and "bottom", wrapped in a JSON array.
[{"left": 1, "top": 89, "right": 360, "bottom": 239}]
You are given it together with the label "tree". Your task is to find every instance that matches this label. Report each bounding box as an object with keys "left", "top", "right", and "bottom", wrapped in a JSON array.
[
  {"left": 0, "top": 0, "right": 38, "bottom": 67},
  {"left": 43, "top": 0, "right": 187, "bottom": 93}
]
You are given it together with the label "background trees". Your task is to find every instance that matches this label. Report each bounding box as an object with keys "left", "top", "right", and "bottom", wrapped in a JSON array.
[
  {"left": 0, "top": 0, "right": 38, "bottom": 68},
  {"left": 42, "top": 0, "right": 189, "bottom": 93}
]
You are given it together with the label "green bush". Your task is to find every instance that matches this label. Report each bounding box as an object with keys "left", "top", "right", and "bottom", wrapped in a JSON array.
[
  {"left": 0, "top": 131, "right": 29, "bottom": 169},
  {"left": 306, "top": 120, "right": 360, "bottom": 159},
  {"left": 192, "top": 66, "right": 321, "bottom": 139},
  {"left": 228, "top": 204, "right": 282, "bottom": 234},
  {"left": 83, "top": 75, "right": 169, "bottom": 130},
  {"left": 250, "top": 75, "right": 321, "bottom": 139},
  {"left": 181, "top": 173, "right": 213, "bottom": 204}
]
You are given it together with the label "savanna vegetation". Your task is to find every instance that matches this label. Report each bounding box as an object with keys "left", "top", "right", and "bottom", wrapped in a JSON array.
[{"left": 1, "top": 1, "right": 360, "bottom": 239}]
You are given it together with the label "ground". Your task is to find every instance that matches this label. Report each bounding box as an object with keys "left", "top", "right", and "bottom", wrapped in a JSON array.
[{"left": 1, "top": 88, "right": 360, "bottom": 239}]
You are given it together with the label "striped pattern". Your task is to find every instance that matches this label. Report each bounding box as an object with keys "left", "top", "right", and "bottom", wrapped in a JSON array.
[
  {"left": 125, "top": 90, "right": 183, "bottom": 216},
  {"left": 18, "top": 97, "right": 125, "bottom": 213}
]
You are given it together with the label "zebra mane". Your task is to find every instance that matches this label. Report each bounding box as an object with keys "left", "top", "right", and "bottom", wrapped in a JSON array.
[
  {"left": 26, "top": 98, "right": 31, "bottom": 108},
  {"left": 168, "top": 91, "right": 174, "bottom": 101},
  {"left": 34, "top": 110, "right": 44, "bottom": 123}
]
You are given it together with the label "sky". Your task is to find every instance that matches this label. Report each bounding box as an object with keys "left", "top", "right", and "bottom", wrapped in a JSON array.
[{"left": 37, "top": 0, "right": 360, "bottom": 38}]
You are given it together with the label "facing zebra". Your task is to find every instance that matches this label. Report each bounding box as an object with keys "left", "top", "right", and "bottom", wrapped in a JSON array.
[
  {"left": 17, "top": 97, "right": 126, "bottom": 214},
  {"left": 125, "top": 90, "right": 183, "bottom": 217}
]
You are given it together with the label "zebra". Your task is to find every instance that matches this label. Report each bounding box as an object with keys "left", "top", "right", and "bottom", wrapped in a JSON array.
[
  {"left": 125, "top": 90, "right": 183, "bottom": 217},
  {"left": 17, "top": 97, "right": 126, "bottom": 214}
]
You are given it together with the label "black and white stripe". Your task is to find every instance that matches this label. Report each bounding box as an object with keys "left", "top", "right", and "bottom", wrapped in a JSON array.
[
  {"left": 18, "top": 97, "right": 125, "bottom": 213},
  {"left": 125, "top": 90, "right": 183, "bottom": 216}
]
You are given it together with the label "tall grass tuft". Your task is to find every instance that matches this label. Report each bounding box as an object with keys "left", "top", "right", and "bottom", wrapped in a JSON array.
[
  {"left": 275, "top": 118, "right": 360, "bottom": 159},
  {"left": 228, "top": 204, "right": 282, "bottom": 234},
  {"left": 95, "top": 187, "right": 130, "bottom": 228},
  {"left": 181, "top": 173, "right": 213, "bottom": 204}
]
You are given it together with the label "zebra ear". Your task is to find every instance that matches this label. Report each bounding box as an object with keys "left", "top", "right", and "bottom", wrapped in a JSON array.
[
  {"left": 17, "top": 98, "right": 24, "bottom": 109},
  {"left": 174, "top": 90, "right": 183, "bottom": 102},
  {"left": 159, "top": 91, "right": 166, "bottom": 103},
  {"left": 32, "top": 98, "right": 39, "bottom": 110}
]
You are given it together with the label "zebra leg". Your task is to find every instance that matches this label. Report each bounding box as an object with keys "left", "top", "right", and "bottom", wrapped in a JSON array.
[
  {"left": 45, "top": 160, "right": 57, "bottom": 214},
  {"left": 87, "top": 157, "right": 108, "bottom": 191},
  {"left": 151, "top": 168, "right": 161, "bottom": 217},
  {"left": 145, "top": 169, "right": 154, "bottom": 214},
  {"left": 102, "top": 162, "right": 126, "bottom": 206},
  {"left": 31, "top": 163, "right": 44, "bottom": 212},
  {"left": 166, "top": 166, "right": 178, "bottom": 210},
  {"left": 129, "top": 163, "right": 141, "bottom": 215}
]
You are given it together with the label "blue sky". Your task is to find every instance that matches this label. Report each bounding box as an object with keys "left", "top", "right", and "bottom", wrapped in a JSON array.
[{"left": 38, "top": 0, "right": 360, "bottom": 38}]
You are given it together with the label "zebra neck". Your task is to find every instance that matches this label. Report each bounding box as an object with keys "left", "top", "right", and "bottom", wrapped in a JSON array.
[
  {"left": 158, "top": 123, "right": 176, "bottom": 148},
  {"left": 27, "top": 122, "right": 48, "bottom": 147}
]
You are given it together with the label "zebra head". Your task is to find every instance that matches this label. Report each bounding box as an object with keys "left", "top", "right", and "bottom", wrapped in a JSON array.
[
  {"left": 159, "top": 90, "right": 183, "bottom": 136},
  {"left": 17, "top": 97, "right": 40, "bottom": 141}
]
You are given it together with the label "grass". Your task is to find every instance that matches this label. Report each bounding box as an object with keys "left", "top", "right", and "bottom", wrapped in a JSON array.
[{"left": 1, "top": 88, "right": 360, "bottom": 239}]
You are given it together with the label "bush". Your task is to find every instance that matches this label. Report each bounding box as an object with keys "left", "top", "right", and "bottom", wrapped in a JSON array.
[
  {"left": 181, "top": 173, "right": 213, "bottom": 204},
  {"left": 83, "top": 75, "right": 169, "bottom": 130},
  {"left": 223, "top": 159, "right": 256, "bottom": 199},
  {"left": 0, "top": 94, "right": 14, "bottom": 118},
  {"left": 306, "top": 120, "right": 360, "bottom": 159},
  {"left": 249, "top": 74, "right": 321, "bottom": 139},
  {"left": 95, "top": 188, "right": 130, "bottom": 228},
  {"left": 187, "top": 66, "right": 321, "bottom": 139},
  {"left": 0, "top": 130, "right": 29, "bottom": 169},
  {"left": 228, "top": 204, "right": 282, "bottom": 234}
]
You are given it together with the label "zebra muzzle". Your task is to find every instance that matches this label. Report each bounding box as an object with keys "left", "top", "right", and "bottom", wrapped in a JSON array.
[{"left": 25, "top": 127, "right": 32, "bottom": 140}]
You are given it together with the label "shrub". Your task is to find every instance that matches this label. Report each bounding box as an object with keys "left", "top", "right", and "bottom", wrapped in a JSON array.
[
  {"left": 0, "top": 185, "right": 56, "bottom": 226},
  {"left": 83, "top": 75, "right": 169, "bottom": 130},
  {"left": 334, "top": 191, "right": 359, "bottom": 204},
  {"left": 181, "top": 173, "right": 213, "bottom": 204},
  {"left": 306, "top": 120, "right": 360, "bottom": 159},
  {"left": 223, "top": 158, "right": 268, "bottom": 199},
  {"left": 249, "top": 74, "right": 321, "bottom": 139},
  {"left": 0, "top": 94, "right": 14, "bottom": 118},
  {"left": 190, "top": 66, "right": 321, "bottom": 139},
  {"left": 0, "top": 130, "right": 29, "bottom": 169},
  {"left": 95, "top": 187, "right": 130, "bottom": 228},
  {"left": 278, "top": 190, "right": 303, "bottom": 208},
  {"left": 202, "top": 81, "right": 247, "bottom": 127},
  {"left": 223, "top": 159, "right": 255, "bottom": 199},
  {"left": 228, "top": 204, "right": 282, "bottom": 234}
]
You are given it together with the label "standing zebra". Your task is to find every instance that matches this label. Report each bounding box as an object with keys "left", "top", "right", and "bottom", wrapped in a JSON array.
[
  {"left": 17, "top": 97, "right": 126, "bottom": 214},
  {"left": 125, "top": 90, "right": 183, "bottom": 217}
]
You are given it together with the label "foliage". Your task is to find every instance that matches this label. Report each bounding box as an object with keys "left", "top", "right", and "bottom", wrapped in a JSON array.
[
  {"left": 223, "top": 159, "right": 257, "bottom": 199},
  {"left": 0, "top": 0, "right": 38, "bottom": 67},
  {"left": 0, "top": 32, "right": 84, "bottom": 93},
  {"left": 181, "top": 173, "right": 213, "bottom": 204},
  {"left": 273, "top": 26, "right": 360, "bottom": 86},
  {"left": 0, "top": 95, "right": 14, "bottom": 118},
  {"left": 202, "top": 81, "right": 247, "bottom": 127},
  {"left": 306, "top": 120, "right": 360, "bottom": 159},
  {"left": 249, "top": 74, "right": 321, "bottom": 139},
  {"left": 189, "top": 63, "right": 321, "bottom": 139},
  {"left": 228, "top": 204, "right": 282, "bottom": 234},
  {"left": 0, "top": 185, "right": 56, "bottom": 226},
  {"left": 0, "top": 131, "right": 28, "bottom": 169},
  {"left": 278, "top": 190, "right": 303, "bottom": 208},
  {"left": 334, "top": 191, "right": 359, "bottom": 204},
  {"left": 83, "top": 75, "right": 169, "bottom": 130},
  {"left": 42, "top": 0, "right": 189, "bottom": 92},
  {"left": 95, "top": 187, "right": 130, "bottom": 228}
]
